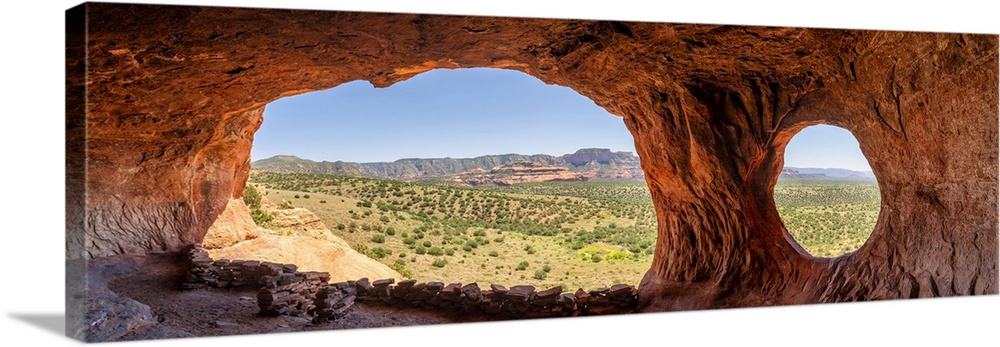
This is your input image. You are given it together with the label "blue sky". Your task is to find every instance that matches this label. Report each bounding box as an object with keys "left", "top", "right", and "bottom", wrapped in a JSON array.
[
  {"left": 252, "top": 68, "right": 872, "bottom": 171},
  {"left": 252, "top": 68, "right": 635, "bottom": 162},
  {"left": 783, "top": 125, "right": 873, "bottom": 172}
]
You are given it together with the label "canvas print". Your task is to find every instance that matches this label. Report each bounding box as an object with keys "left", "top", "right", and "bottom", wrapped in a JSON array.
[{"left": 65, "top": 2, "right": 999, "bottom": 342}]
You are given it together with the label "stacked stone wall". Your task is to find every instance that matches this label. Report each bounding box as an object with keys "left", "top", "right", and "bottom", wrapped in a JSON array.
[{"left": 183, "top": 245, "right": 637, "bottom": 321}]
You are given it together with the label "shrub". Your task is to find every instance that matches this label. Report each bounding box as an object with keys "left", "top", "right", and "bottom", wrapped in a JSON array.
[
  {"left": 488, "top": 251, "right": 499, "bottom": 257},
  {"left": 390, "top": 259, "right": 413, "bottom": 278},
  {"left": 428, "top": 247, "right": 444, "bottom": 256},
  {"left": 303, "top": 194, "right": 310, "bottom": 199},
  {"left": 336, "top": 223, "right": 346, "bottom": 230},
  {"left": 445, "top": 248, "right": 455, "bottom": 256},
  {"left": 277, "top": 200, "right": 294, "bottom": 209},
  {"left": 242, "top": 185, "right": 262, "bottom": 209},
  {"left": 591, "top": 254, "right": 602, "bottom": 263},
  {"left": 370, "top": 235, "right": 385, "bottom": 243},
  {"left": 515, "top": 261, "right": 529, "bottom": 271},
  {"left": 542, "top": 264, "right": 552, "bottom": 273},
  {"left": 294, "top": 194, "right": 300, "bottom": 199},
  {"left": 319, "top": 200, "right": 326, "bottom": 203},
  {"left": 353, "top": 244, "right": 369, "bottom": 254},
  {"left": 371, "top": 247, "right": 391, "bottom": 259},
  {"left": 431, "top": 258, "right": 448, "bottom": 268},
  {"left": 533, "top": 269, "right": 547, "bottom": 280},
  {"left": 422, "top": 241, "right": 433, "bottom": 248},
  {"left": 249, "top": 208, "right": 272, "bottom": 226},
  {"left": 354, "top": 244, "right": 382, "bottom": 260},
  {"left": 462, "top": 245, "right": 473, "bottom": 252},
  {"left": 385, "top": 228, "right": 396, "bottom": 236},
  {"left": 415, "top": 246, "right": 427, "bottom": 255},
  {"left": 607, "top": 251, "right": 629, "bottom": 260},
  {"left": 524, "top": 245, "right": 536, "bottom": 254}
]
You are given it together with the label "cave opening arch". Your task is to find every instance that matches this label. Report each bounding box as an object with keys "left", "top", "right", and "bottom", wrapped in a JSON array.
[{"left": 217, "top": 66, "right": 654, "bottom": 290}]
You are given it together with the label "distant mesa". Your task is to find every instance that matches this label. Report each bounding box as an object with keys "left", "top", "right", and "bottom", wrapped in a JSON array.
[
  {"left": 453, "top": 161, "right": 590, "bottom": 186},
  {"left": 251, "top": 148, "right": 645, "bottom": 182},
  {"left": 563, "top": 148, "right": 634, "bottom": 166},
  {"left": 779, "top": 167, "right": 876, "bottom": 181},
  {"left": 253, "top": 155, "right": 365, "bottom": 177}
]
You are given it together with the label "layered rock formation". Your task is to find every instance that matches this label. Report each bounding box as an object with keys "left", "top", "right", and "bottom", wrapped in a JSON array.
[
  {"left": 68, "top": 2, "right": 997, "bottom": 318},
  {"left": 203, "top": 195, "right": 402, "bottom": 283},
  {"left": 456, "top": 162, "right": 590, "bottom": 186},
  {"left": 264, "top": 208, "right": 330, "bottom": 238},
  {"left": 563, "top": 148, "right": 631, "bottom": 166}
]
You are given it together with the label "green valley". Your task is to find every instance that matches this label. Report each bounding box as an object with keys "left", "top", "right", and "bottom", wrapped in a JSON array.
[
  {"left": 248, "top": 171, "right": 880, "bottom": 290},
  {"left": 774, "top": 178, "right": 881, "bottom": 257}
]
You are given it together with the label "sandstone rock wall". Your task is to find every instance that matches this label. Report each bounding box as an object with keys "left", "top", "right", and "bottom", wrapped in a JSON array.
[
  {"left": 202, "top": 198, "right": 260, "bottom": 249},
  {"left": 68, "top": 3, "right": 998, "bottom": 311}
]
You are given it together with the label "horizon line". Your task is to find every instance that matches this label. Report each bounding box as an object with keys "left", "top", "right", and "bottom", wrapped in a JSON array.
[
  {"left": 253, "top": 148, "right": 639, "bottom": 164},
  {"left": 253, "top": 152, "right": 874, "bottom": 173}
]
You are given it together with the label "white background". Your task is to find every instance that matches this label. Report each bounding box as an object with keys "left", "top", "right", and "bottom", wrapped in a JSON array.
[{"left": 1, "top": 0, "right": 997, "bottom": 346}]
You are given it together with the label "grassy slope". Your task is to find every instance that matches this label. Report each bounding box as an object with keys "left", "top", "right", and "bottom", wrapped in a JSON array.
[
  {"left": 773, "top": 178, "right": 881, "bottom": 257},
  {"left": 251, "top": 172, "right": 880, "bottom": 290}
]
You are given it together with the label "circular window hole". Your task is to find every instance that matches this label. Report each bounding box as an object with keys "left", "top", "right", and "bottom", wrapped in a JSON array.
[{"left": 774, "top": 125, "right": 881, "bottom": 258}]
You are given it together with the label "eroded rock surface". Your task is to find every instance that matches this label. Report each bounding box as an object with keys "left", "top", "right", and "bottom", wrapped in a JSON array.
[
  {"left": 68, "top": 3, "right": 997, "bottom": 313},
  {"left": 202, "top": 198, "right": 260, "bottom": 249},
  {"left": 203, "top": 197, "right": 401, "bottom": 282},
  {"left": 264, "top": 208, "right": 331, "bottom": 239}
]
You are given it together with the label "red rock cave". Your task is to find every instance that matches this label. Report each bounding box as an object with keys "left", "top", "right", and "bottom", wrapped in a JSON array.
[{"left": 67, "top": 2, "right": 997, "bottom": 321}]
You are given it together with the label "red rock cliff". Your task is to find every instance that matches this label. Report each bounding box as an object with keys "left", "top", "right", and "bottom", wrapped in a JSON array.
[{"left": 67, "top": 4, "right": 998, "bottom": 309}]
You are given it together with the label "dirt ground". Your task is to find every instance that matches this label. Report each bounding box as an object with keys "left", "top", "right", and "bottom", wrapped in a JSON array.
[{"left": 104, "top": 253, "right": 497, "bottom": 340}]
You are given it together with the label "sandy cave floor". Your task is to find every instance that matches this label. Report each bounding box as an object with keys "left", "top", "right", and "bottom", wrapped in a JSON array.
[{"left": 105, "top": 253, "right": 499, "bottom": 339}]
